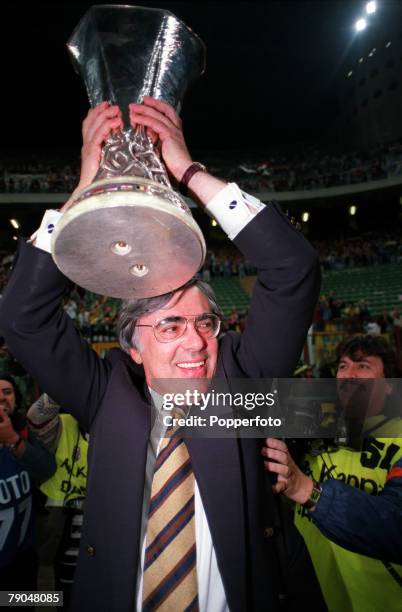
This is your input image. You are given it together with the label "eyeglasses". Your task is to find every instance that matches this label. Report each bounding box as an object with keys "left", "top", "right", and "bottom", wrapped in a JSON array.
[{"left": 135, "top": 313, "right": 221, "bottom": 343}]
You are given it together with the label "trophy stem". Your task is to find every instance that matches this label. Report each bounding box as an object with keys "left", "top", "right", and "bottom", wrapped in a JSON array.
[{"left": 95, "top": 125, "right": 171, "bottom": 188}]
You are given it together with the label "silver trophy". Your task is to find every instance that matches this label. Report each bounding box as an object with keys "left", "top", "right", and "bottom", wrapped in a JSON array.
[{"left": 51, "top": 5, "right": 206, "bottom": 298}]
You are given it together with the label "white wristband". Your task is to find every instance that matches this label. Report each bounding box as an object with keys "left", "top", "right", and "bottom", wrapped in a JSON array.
[{"left": 205, "top": 183, "right": 265, "bottom": 240}]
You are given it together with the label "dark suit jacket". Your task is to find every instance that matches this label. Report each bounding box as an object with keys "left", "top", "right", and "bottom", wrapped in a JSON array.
[{"left": 0, "top": 204, "right": 321, "bottom": 611}]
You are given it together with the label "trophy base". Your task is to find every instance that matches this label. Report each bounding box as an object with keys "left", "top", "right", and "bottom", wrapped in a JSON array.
[{"left": 51, "top": 177, "right": 206, "bottom": 299}]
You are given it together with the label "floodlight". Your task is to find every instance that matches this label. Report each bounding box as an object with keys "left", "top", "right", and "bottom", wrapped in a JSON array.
[
  {"left": 9, "top": 219, "right": 20, "bottom": 229},
  {"left": 355, "top": 18, "right": 367, "bottom": 32},
  {"left": 366, "top": 2, "right": 376, "bottom": 15},
  {"left": 349, "top": 205, "right": 357, "bottom": 216},
  {"left": 302, "top": 212, "right": 309, "bottom": 223}
]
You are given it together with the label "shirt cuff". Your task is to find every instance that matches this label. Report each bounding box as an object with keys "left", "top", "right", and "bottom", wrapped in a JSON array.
[
  {"left": 205, "top": 183, "right": 265, "bottom": 240},
  {"left": 29, "top": 210, "right": 63, "bottom": 253}
]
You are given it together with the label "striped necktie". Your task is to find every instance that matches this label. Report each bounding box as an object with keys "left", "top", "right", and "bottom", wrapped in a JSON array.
[{"left": 142, "top": 430, "right": 198, "bottom": 611}]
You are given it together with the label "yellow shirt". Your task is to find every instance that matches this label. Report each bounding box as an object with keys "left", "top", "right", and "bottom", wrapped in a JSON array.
[
  {"left": 41, "top": 414, "right": 88, "bottom": 503},
  {"left": 295, "top": 436, "right": 402, "bottom": 612}
]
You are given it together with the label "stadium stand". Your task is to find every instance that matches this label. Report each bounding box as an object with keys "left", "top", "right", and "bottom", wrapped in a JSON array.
[
  {"left": 321, "top": 263, "right": 402, "bottom": 315},
  {"left": 209, "top": 278, "right": 250, "bottom": 316}
]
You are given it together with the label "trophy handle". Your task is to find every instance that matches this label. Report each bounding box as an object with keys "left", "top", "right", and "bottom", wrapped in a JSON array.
[{"left": 95, "top": 124, "right": 171, "bottom": 188}]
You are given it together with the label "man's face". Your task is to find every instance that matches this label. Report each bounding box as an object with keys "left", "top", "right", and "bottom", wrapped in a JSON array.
[
  {"left": 0, "top": 379, "right": 16, "bottom": 415},
  {"left": 336, "top": 353, "right": 391, "bottom": 416},
  {"left": 129, "top": 286, "right": 219, "bottom": 387}
]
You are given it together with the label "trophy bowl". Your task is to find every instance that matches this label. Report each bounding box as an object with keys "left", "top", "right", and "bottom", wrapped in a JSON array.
[{"left": 52, "top": 177, "right": 206, "bottom": 298}]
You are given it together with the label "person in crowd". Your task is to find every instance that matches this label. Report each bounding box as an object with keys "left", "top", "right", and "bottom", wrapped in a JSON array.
[
  {"left": 0, "top": 376, "right": 56, "bottom": 591},
  {"left": 378, "top": 309, "right": 393, "bottom": 335},
  {"left": 266, "top": 438, "right": 402, "bottom": 564},
  {"left": 263, "top": 335, "right": 402, "bottom": 611},
  {"left": 27, "top": 393, "right": 88, "bottom": 610},
  {"left": 0, "top": 97, "right": 321, "bottom": 612},
  {"left": 391, "top": 308, "right": 402, "bottom": 352},
  {"left": 365, "top": 317, "right": 381, "bottom": 336}
]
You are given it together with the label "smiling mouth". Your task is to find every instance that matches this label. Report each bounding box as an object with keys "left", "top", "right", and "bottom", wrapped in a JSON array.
[{"left": 176, "top": 360, "right": 206, "bottom": 369}]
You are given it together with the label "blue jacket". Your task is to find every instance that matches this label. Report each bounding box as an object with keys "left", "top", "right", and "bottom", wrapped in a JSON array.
[{"left": 312, "top": 458, "right": 402, "bottom": 564}]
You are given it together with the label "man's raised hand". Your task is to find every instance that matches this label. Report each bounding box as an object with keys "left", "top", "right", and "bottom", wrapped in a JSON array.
[{"left": 129, "top": 96, "right": 192, "bottom": 182}]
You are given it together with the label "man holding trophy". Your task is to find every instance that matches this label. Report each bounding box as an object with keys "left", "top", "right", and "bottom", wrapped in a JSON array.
[{"left": 0, "top": 6, "right": 321, "bottom": 611}]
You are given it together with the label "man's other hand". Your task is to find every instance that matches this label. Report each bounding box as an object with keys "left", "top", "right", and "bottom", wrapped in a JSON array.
[
  {"left": 61, "top": 102, "right": 123, "bottom": 212},
  {"left": 262, "top": 437, "right": 314, "bottom": 505},
  {"left": 129, "top": 96, "right": 192, "bottom": 182}
]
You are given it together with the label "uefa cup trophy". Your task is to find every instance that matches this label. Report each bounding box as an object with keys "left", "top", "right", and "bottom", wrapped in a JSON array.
[{"left": 51, "top": 5, "right": 206, "bottom": 298}]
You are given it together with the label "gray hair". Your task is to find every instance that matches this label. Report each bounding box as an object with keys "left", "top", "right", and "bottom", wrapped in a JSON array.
[{"left": 117, "top": 278, "right": 223, "bottom": 353}]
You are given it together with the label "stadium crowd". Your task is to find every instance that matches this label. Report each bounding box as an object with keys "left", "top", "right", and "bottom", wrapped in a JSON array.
[
  {"left": 1, "top": 232, "right": 402, "bottom": 344},
  {"left": 0, "top": 159, "right": 78, "bottom": 194},
  {"left": 232, "top": 138, "right": 402, "bottom": 192},
  {"left": 316, "top": 233, "right": 402, "bottom": 270},
  {"left": 2, "top": 138, "right": 402, "bottom": 194}
]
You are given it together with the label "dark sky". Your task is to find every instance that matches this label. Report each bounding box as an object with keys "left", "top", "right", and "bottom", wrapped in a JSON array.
[{"left": 2, "top": 1, "right": 370, "bottom": 156}]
